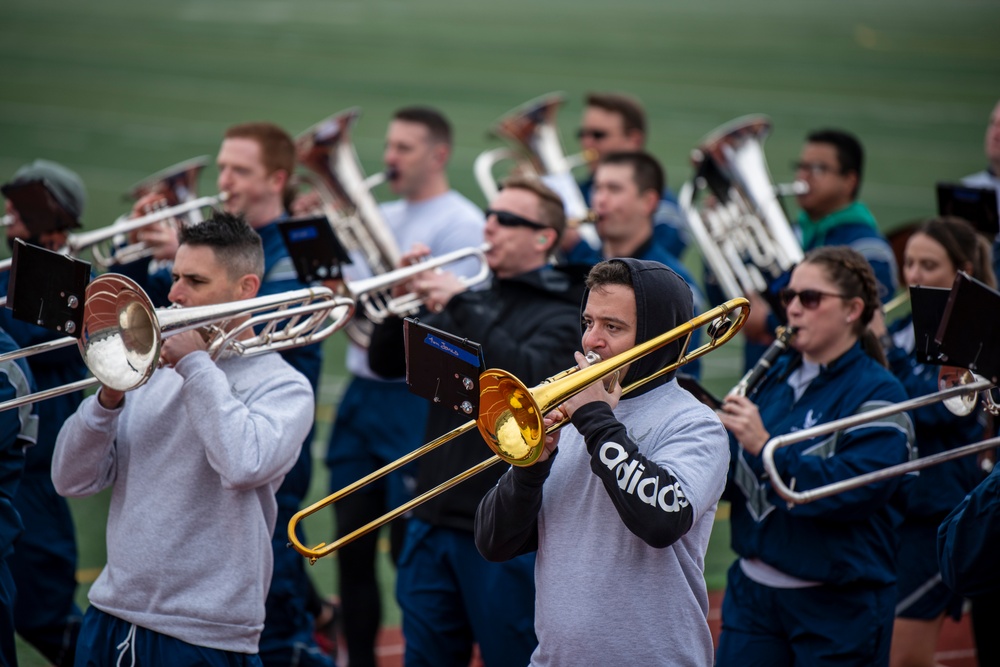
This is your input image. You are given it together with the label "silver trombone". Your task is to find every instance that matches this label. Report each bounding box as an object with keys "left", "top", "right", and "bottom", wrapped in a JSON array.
[
  {"left": 761, "top": 375, "right": 997, "bottom": 506},
  {"left": 67, "top": 192, "right": 228, "bottom": 268},
  {"left": 0, "top": 274, "right": 355, "bottom": 413},
  {"left": 346, "top": 244, "right": 491, "bottom": 323}
]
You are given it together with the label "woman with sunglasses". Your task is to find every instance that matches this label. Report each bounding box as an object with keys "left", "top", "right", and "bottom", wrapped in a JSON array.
[
  {"left": 869, "top": 217, "right": 995, "bottom": 667},
  {"left": 715, "top": 245, "right": 914, "bottom": 666}
]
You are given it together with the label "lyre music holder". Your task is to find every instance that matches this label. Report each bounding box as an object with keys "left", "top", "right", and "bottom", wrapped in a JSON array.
[
  {"left": 278, "top": 214, "right": 353, "bottom": 283},
  {"left": 403, "top": 317, "right": 484, "bottom": 416},
  {"left": 908, "top": 284, "right": 952, "bottom": 366},
  {"left": 934, "top": 271, "right": 1000, "bottom": 383},
  {"left": 7, "top": 239, "right": 91, "bottom": 337}
]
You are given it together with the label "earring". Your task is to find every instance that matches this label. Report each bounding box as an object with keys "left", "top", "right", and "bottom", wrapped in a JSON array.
[{"left": 538, "top": 235, "right": 547, "bottom": 244}]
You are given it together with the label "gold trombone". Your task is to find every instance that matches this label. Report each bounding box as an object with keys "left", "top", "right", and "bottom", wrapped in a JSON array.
[
  {"left": 288, "top": 296, "right": 750, "bottom": 563},
  {"left": 761, "top": 368, "right": 998, "bottom": 506},
  {"left": 0, "top": 274, "right": 354, "bottom": 413}
]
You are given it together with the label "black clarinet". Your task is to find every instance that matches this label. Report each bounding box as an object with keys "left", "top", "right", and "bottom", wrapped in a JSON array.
[{"left": 730, "top": 326, "right": 797, "bottom": 398}]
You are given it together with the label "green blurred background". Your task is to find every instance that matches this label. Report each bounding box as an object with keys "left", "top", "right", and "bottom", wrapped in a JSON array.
[{"left": 3, "top": 0, "right": 998, "bottom": 663}]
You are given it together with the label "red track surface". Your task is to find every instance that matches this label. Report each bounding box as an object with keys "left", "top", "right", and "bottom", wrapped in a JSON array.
[{"left": 350, "top": 590, "right": 978, "bottom": 667}]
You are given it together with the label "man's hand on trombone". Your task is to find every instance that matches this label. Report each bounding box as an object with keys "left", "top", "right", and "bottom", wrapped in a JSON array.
[{"left": 540, "top": 351, "right": 624, "bottom": 463}]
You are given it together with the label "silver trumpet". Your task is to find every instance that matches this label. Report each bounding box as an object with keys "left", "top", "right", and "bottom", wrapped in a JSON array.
[
  {"left": 0, "top": 274, "right": 355, "bottom": 412},
  {"left": 346, "top": 244, "right": 491, "bottom": 323}
]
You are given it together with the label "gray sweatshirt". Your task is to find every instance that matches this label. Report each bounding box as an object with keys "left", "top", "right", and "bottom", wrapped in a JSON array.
[
  {"left": 478, "top": 381, "right": 729, "bottom": 666},
  {"left": 52, "top": 349, "right": 313, "bottom": 654}
]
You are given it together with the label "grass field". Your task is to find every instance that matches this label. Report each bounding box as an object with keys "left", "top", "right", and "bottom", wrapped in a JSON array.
[{"left": 3, "top": 0, "right": 999, "bottom": 663}]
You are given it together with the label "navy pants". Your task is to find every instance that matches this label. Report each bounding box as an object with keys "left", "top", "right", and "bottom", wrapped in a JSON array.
[
  {"left": 396, "top": 519, "right": 537, "bottom": 667},
  {"left": 74, "top": 607, "right": 263, "bottom": 667},
  {"left": 10, "top": 474, "right": 81, "bottom": 667},
  {"left": 258, "top": 504, "right": 335, "bottom": 667},
  {"left": 716, "top": 562, "right": 895, "bottom": 667}
]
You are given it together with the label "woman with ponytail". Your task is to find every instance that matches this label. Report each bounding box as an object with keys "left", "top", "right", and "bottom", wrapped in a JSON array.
[
  {"left": 870, "top": 217, "right": 995, "bottom": 667},
  {"left": 716, "top": 245, "right": 914, "bottom": 666}
]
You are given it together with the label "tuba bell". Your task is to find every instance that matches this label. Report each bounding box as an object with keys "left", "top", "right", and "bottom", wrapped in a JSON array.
[
  {"left": 474, "top": 93, "right": 596, "bottom": 234},
  {"left": 295, "top": 108, "right": 401, "bottom": 347},
  {"left": 679, "top": 115, "right": 805, "bottom": 300}
]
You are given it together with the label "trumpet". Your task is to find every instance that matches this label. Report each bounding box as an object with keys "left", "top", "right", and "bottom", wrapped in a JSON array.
[
  {"left": 346, "top": 244, "right": 491, "bottom": 323},
  {"left": 761, "top": 368, "right": 997, "bottom": 506},
  {"left": 288, "top": 296, "right": 750, "bottom": 562},
  {"left": 0, "top": 274, "right": 354, "bottom": 413}
]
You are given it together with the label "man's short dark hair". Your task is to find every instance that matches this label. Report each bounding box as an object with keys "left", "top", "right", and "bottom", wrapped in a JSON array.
[
  {"left": 585, "top": 92, "right": 646, "bottom": 136},
  {"left": 599, "top": 151, "right": 665, "bottom": 197},
  {"left": 807, "top": 129, "right": 864, "bottom": 198},
  {"left": 393, "top": 106, "right": 453, "bottom": 147},
  {"left": 179, "top": 211, "right": 264, "bottom": 280},
  {"left": 586, "top": 259, "right": 633, "bottom": 292}
]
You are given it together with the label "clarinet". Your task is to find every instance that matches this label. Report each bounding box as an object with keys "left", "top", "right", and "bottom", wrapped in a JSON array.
[{"left": 730, "top": 326, "right": 797, "bottom": 398}]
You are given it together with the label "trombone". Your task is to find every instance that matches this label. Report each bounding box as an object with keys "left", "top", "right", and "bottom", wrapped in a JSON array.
[
  {"left": 288, "top": 296, "right": 750, "bottom": 563},
  {"left": 761, "top": 371, "right": 997, "bottom": 506},
  {"left": 0, "top": 274, "right": 354, "bottom": 413},
  {"left": 346, "top": 244, "right": 491, "bottom": 323},
  {"left": 66, "top": 193, "right": 228, "bottom": 268}
]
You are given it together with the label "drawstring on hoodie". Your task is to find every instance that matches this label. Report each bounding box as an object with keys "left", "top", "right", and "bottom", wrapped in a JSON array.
[{"left": 116, "top": 623, "right": 137, "bottom": 667}]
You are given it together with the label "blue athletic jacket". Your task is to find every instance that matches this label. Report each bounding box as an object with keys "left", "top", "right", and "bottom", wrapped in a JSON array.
[
  {"left": 0, "top": 328, "right": 37, "bottom": 557},
  {"left": 0, "top": 272, "right": 87, "bottom": 476},
  {"left": 887, "top": 316, "right": 986, "bottom": 519},
  {"left": 938, "top": 462, "right": 1000, "bottom": 596},
  {"left": 725, "top": 343, "right": 914, "bottom": 586}
]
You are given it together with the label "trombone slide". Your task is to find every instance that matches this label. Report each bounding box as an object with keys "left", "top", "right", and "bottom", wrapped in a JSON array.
[
  {"left": 761, "top": 379, "right": 994, "bottom": 505},
  {"left": 287, "top": 297, "right": 750, "bottom": 561}
]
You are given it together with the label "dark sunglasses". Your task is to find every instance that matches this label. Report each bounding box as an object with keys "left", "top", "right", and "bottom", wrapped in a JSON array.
[
  {"left": 779, "top": 288, "right": 848, "bottom": 310},
  {"left": 485, "top": 209, "right": 549, "bottom": 231},
  {"left": 576, "top": 128, "right": 608, "bottom": 140}
]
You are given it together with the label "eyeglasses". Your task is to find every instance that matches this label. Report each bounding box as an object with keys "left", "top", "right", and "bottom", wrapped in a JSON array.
[
  {"left": 576, "top": 128, "right": 608, "bottom": 141},
  {"left": 791, "top": 161, "right": 839, "bottom": 177},
  {"left": 485, "top": 209, "right": 549, "bottom": 231},
  {"left": 779, "top": 288, "right": 848, "bottom": 310}
]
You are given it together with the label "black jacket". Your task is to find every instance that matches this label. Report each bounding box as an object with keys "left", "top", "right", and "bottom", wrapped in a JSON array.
[{"left": 370, "top": 265, "right": 586, "bottom": 532}]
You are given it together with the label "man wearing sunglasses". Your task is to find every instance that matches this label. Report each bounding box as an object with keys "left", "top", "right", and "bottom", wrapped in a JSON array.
[
  {"left": 367, "top": 176, "right": 585, "bottom": 667},
  {"left": 564, "top": 92, "right": 690, "bottom": 261}
]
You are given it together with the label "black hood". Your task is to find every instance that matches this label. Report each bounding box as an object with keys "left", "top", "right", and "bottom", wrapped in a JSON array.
[{"left": 581, "top": 257, "right": 693, "bottom": 398}]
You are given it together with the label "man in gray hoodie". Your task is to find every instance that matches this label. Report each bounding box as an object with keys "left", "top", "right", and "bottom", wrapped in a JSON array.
[
  {"left": 475, "top": 258, "right": 730, "bottom": 666},
  {"left": 52, "top": 212, "right": 314, "bottom": 666}
]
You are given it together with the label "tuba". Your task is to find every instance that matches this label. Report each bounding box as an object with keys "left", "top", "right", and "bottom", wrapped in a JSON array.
[
  {"left": 295, "top": 108, "right": 401, "bottom": 347},
  {"left": 679, "top": 115, "right": 805, "bottom": 300},
  {"left": 474, "top": 93, "right": 596, "bottom": 240}
]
